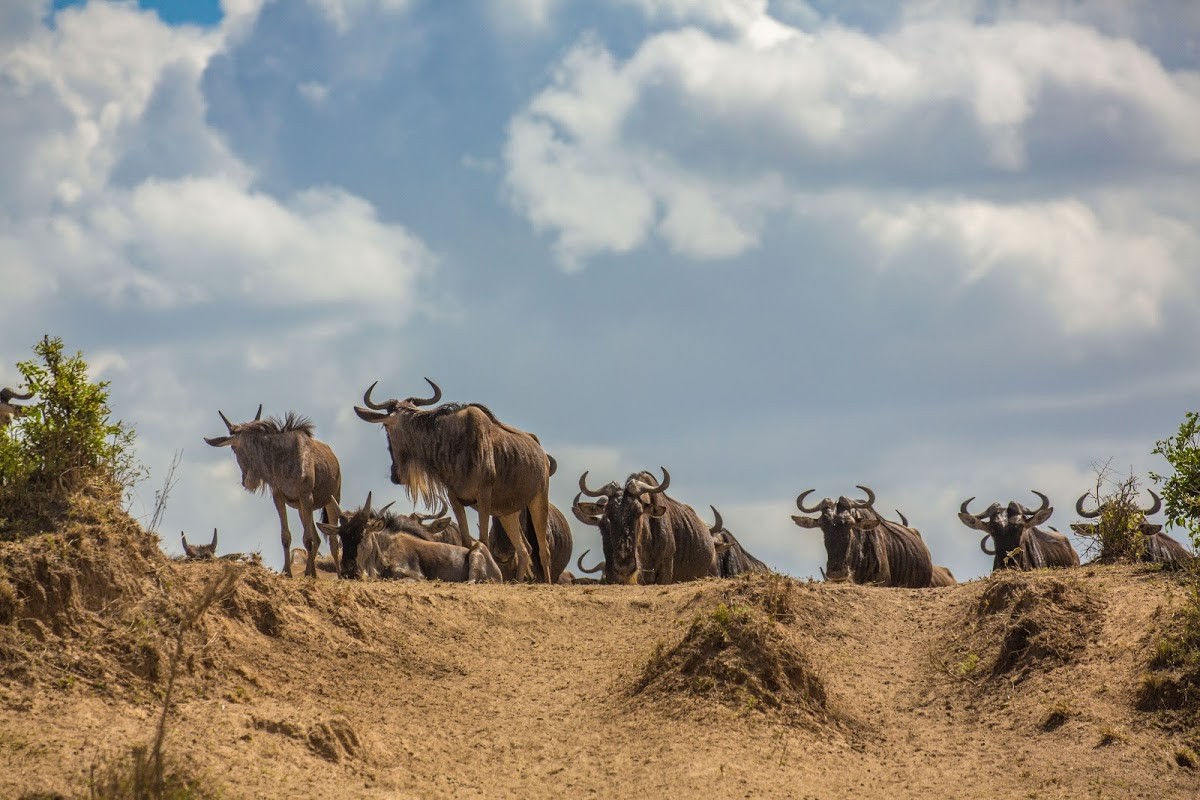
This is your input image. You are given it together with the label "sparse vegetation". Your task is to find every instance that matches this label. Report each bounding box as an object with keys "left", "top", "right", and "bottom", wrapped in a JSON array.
[{"left": 1074, "top": 462, "right": 1151, "bottom": 563}]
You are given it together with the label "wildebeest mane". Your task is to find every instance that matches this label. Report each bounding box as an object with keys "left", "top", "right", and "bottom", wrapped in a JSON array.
[{"left": 239, "top": 412, "right": 315, "bottom": 437}]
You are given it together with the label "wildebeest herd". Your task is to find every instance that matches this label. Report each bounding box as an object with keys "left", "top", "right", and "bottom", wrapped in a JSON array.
[{"left": 7, "top": 380, "right": 1191, "bottom": 585}]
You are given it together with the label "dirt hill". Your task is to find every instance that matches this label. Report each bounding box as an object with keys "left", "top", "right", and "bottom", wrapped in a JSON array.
[{"left": 1, "top": 507, "right": 1198, "bottom": 799}]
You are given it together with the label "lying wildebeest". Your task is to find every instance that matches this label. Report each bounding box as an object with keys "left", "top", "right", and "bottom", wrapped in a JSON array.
[
  {"left": 289, "top": 547, "right": 338, "bottom": 578},
  {"left": 205, "top": 406, "right": 342, "bottom": 578},
  {"left": 488, "top": 503, "right": 574, "bottom": 583},
  {"left": 707, "top": 506, "right": 769, "bottom": 577},
  {"left": 318, "top": 493, "right": 502, "bottom": 582},
  {"left": 354, "top": 379, "right": 552, "bottom": 582},
  {"left": 1073, "top": 488, "right": 1193, "bottom": 567},
  {"left": 572, "top": 468, "right": 718, "bottom": 585},
  {"left": 0, "top": 386, "right": 33, "bottom": 429},
  {"left": 181, "top": 528, "right": 219, "bottom": 560},
  {"left": 791, "top": 486, "right": 934, "bottom": 588},
  {"left": 893, "top": 509, "right": 957, "bottom": 587},
  {"left": 958, "top": 491, "right": 1079, "bottom": 571},
  {"left": 370, "top": 500, "right": 468, "bottom": 547}
]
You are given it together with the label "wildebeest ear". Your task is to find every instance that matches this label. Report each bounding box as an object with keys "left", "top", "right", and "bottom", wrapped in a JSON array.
[
  {"left": 1026, "top": 505, "right": 1053, "bottom": 527},
  {"left": 425, "top": 517, "right": 452, "bottom": 533},
  {"left": 204, "top": 435, "right": 233, "bottom": 447},
  {"left": 1068, "top": 523, "right": 1089, "bottom": 536},
  {"left": 791, "top": 515, "right": 821, "bottom": 529},
  {"left": 713, "top": 539, "right": 732, "bottom": 554},
  {"left": 857, "top": 515, "right": 881, "bottom": 530},
  {"left": 575, "top": 501, "right": 606, "bottom": 516},
  {"left": 646, "top": 503, "right": 668, "bottom": 518},
  {"left": 1142, "top": 523, "right": 1164, "bottom": 535},
  {"left": 316, "top": 521, "right": 339, "bottom": 538},
  {"left": 353, "top": 406, "right": 390, "bottom": 423},
  {"left": 957, "top": 512, "right": 989, "bottom": 532}
]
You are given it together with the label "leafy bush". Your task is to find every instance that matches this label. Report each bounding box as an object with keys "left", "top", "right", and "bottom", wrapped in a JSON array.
[
  {"left": 1152, "top": 411, "right": 1200, "bottom": 551},
  {"left": 0, "top": 336, "right": 143, "bottom": 537}
]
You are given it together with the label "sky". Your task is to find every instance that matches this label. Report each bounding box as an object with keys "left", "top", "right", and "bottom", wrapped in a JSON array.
[{"left": 3, "top": 0, "right": 1199, "bottom": 582}]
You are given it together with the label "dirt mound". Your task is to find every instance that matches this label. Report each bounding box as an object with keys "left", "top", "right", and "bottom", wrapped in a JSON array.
[{"left": 965, "top": 571, "right": 1103, "bottom": 680}]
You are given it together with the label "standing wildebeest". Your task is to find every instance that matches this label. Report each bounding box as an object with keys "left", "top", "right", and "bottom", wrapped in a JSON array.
[
  {"left": 0, "top": 386, "right": 33, "bottom": 429},
  {"left": 1073, "top": 489, "right": 1193, "bottom": 567},
  {"left": 181, "top": 528, "right": 219, "bottom": 560},
  {"left": 319, "top": 493, "right": 502, "bottom": 583},
  {"left": 791, "top": 486, "right": 934, "bottom": 588},
  {"left": 958, "top": 490, "right": 1079, "bottom": 571},
  {"left": 353, "top": 379, "right": 553, "bottom": 583},
  {"left": 707, "top": 506, "right": 770, "bottom": 577},
  {"left": 571, "top": 468, "right": 718, "bottom": 585},
  {"left": 205, "top": 406, "right": 342, "bottom": 578},
  {"left": 488, "top": 503, "right": 574, "bottom": 583}
]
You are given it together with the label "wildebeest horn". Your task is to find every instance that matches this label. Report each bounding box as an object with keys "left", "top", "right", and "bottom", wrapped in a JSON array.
[
  {"left": 1025, "top": 490, "right": 1050, "bottom": 517},
  {"left": 709, "top": 505, "right": 723, "bottom": 534},
  {"left": 379, "top": 501, "right": 395, "bottom": 515},
  {"left": 363, "top": 491, "right": 373, "bottom": 516},
  {"left": 854, "top": 485, "right": 876, "bottom": 508},
  {"left": 218, "top": 410, "right": 235, "bottom": 433},
  {"left": 960, "top": 497, "right": 978, "bottom": 517},
  {"left": 407, "top": 378, "right": 442, "bottom": 407},
  {"left": 210, "top": 528, "right": 218, "bottom": 548},
  {"left": 795, "top": 490, "right": 822, "bottom": 514},
  {"left": 647, "top": 467, "right": 670, "bottom": 494},
  {"left": 362, "top": 381, "right": 395, "bottom": 411},
  {"left": 578, "top": 471, "right": 610, "bottom": 498},
  {"left": 1143, "top": 489, "right": 1162, "bottom": 516},
  {"left": 895, "top": 509, "right": 908, "bottom": 526},
  {"left": 577, "top": 550, "right": 604, "bottom": 574},
  {"left": 0, "top": 387, "right": 33, "bottom": 402},
  {"left": 571, "top": 492, "right": 604, "bottom": 526},
  {"left": 254, "top": 403, "right": 262, "bottom": 421},
  {"left": 1074, "top": 492, "right": 1100, "bottom": 519},
  {"left": 181, "top": 531, "right": 189, "bottom": 549},
  {"left": 979, "top": 535, "right": 996, "bottom": 556},
  {"left": 547, "top": 454, "right": 557, "bottom": 477}
]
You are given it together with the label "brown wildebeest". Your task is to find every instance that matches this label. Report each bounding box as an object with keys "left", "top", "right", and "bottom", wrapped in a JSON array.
[
  {"left": 488, "top": 503, "right": 573, "bottom": 583},
  {"left": 792, "top": 485, "right": 934, "bottom": 588},
  {"left": 929, "top": 565, "right": 957, "bottom": 587},
  {"left": 1073, "top": 489, "right": 1193, "bottom": 567},
  {"left": 319, "top": 493, "right": 502, "bottom": 582},
  {"left": 353, "top": 379, "right": 553, "bottom": 583},
  {"left": 205, "top": 406, "right": 342, "bottom": 578},
  {"left": 958, "top": 491, "right": 1079, "bottom": 571},
  {"left": 572, "top": 468, "right": 718, "bottom": 585},
  {"left": 181, "top": 528, "right": 219, "bottom": 560},
  {"left": 707, "top": 506, "right": 770, "bottom": 577},
  {"left": 0, "top": 386, "right": 33, "bottom": 429}
]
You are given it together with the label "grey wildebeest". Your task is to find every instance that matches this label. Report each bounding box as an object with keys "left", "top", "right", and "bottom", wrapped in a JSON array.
[
  {"left": 181, "top": 528, "right": 219, "bottom": 560},
  {"left": 488, "top": 503, "right": 574, "bottom": 583},
  {"left": 791, "top": 486, "right": 934, "bottom": 588},
  {"left": 319, "top": 493, "right": 502, "bottom": 582},
  {"left": 1073, "top": 489, "right": 1193, "bottom": 567},
  {"left": 894, "top": 509, "right": 957, "bottom": 587},
  {"left": 353, "top": 379, "right": 553, "bottom": 583},
  {"left": 0, "top": 386, "right": 33, "bottom": 429},
  {"left": 205, "top": 406, "right": 342, "bottom": 578},
  {"left": 707, "top": 506, "right": 769, "bottom": 577},
  {"left": 958, "top": 491, "right": 1079, "bottom": 571},
  {"left": 571, "top": 468, "right": 718, "bottom": 585}
]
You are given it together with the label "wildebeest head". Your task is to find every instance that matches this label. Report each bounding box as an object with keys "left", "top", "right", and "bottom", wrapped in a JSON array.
[
  {"left": 572, "top": 468, "right": 670, "bottom": 585},
  {"left": 181, "top": 528, "right": 218, "bottom": 560},
  {"left": 958, "top": 491, "right": 1053, "bottom": 567},
  {"left": 317, "top": 493, "right": 377, "bottom": 579},
  {"left": 791, "top": 485, "right": 880, "bottom": 582},
  {"left": 203, "top": 404, "right": 267, "bottom": 491},
  {"left": 0, "top": 386, "right": 34, "bottom": 429},
  {"left": 1071, "top": 488, "right": 1164, "bottom": 538},
  {"left": 352, "top": 378, "right": 443, "bottom": 491}
]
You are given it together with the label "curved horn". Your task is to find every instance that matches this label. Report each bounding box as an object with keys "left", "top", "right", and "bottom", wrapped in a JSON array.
[
  {"left": 210, "top": 528, "right": 218, "bottom": 548},
  {"left": 378, "top": 501, "right": 396, "bottom": 515},
  {"left": 408, "top": 378, "right": 442, "bottom": 407},
  {"left": 795, "top": 490, "right": 822, "bottom": 514},
  {"left": 854, "top": 485, "right": 877, "bottom": 508},
  {"left": 578, "top": 471, "right": 610, "bottom": 498},
  {"left": 1074, "top": 492, "right": 1100, "bottom": 519},
  {"left": 1027, "top": 490, "right": 1050, "bottom": 517},
  {"left": 218, "top": 410, "right": 235, "bottom": 433},
  {"left": 645, "top": 467, "right": 670, "bottom": 495},
  {"left": 362, "top": 381, "right": 394, "bottom": 411},
  {"left": 960, "top": 497, "right": 979, "bottom": 517},
  {"left": 979, "top": 535, "right": 996, "bottom": 556},
  {"left": 0, "top": 388, "right": 33, "bottom": 403},
  {"left": 1143, "top": 489, "right": 1162, "bottom": 517},
  {"left": 571, "top": 492, "right": 604, "bottom": 526},
  {"left": 254, "top": 403, "right": 262, "bottom": 421},
  {"left": 709, "top": 505, "right": 724, "bottom": 534},
  {"left": 576, "top": 550, "right": 604, "bottom": 575},
  {"left": 895, "top": 509, "right": 908, "bottom": 527},
  {"left": 363, "top": 491, "right": 373, "bottom": 517},
  {"left": 180, "top": 531, "right": 189, "bottom": 549}
]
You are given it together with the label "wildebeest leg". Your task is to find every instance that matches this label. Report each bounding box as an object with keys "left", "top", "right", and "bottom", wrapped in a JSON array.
[
  {"left": 298, "top": 497, "right": 320, "bottom": 578},
  {"left": 527, "top": 491, "right": 553, "bottom": 584},
  {"left": 321, "top": 500, "right": 341, "bottom": 577},
  {"left": 273, "top": 491, "right": 294, "bottom": 578},
  {"left": 497, "top": 510, "right": 534, "bottom": 581},
  {"left": 449, "top": 497, "right": 475, "bottom": 547}
]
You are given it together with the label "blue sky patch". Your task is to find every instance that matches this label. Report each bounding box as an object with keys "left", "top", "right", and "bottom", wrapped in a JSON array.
[{"left": 52, "top": 0, "right": 223, "bottom": 27}]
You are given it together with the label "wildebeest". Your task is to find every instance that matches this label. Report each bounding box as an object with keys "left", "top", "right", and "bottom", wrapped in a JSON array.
[
  {"left": 929, "top": 565, "right": 957, "bottom": 587},
  {"left": 318, "top": 493, "right": 502, "bottom": 583},
  {"left": 181, "top": 528, "right": 219, "bottom": 560},
  {"left": 791, "top": 485, "right": 934, "bottom": 588},
  {"left": 571, "top": 468, "right": 718, "bottom": 585},
  {"left": 707, "top": 506, "right": 769, "bottom": 577},
  {"left": 354, "top": 379, "right": 553, "bottom": 583},
  {"left": 488, "top": 503, "right": 574, "bottom": 583},
  {"left": 205, "top": 406, "right": 342, "bottom": 578},
  {"left": 371, "top": 500, "right": 469, "bottom": 547},
  {"left": 1073, "top": 489, "right": 1193, "bottom": 567},
  {"left": 0, "top": 386, "right": 33, "bottom": 429},
  {"left": 958, "top": 491, "right": 1079, "bottom": 571}
]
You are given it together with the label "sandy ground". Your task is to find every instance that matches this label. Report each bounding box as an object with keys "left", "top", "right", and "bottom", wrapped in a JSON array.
[{"left": 1, "top": 526, "right": 1199, "bottom": 799}]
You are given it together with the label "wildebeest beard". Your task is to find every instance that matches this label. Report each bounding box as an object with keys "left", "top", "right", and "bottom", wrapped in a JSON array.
[{"left": 602, "top": 494, "right": 645, "bottom": 582}]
